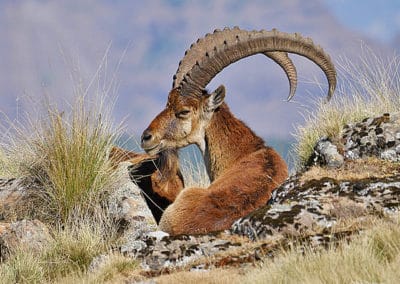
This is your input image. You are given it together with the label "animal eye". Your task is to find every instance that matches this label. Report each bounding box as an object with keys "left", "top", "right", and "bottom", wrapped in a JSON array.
[{"left": 176, "top": 110, "right": 191, "bottom": 118}]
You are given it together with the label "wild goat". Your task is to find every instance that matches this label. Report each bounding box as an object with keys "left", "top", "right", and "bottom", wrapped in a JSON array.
[{"left": 137, "top": 27, "right": 336, "bottom": 235}]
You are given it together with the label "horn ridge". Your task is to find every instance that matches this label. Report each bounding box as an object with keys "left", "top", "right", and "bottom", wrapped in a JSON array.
[{"left": 174, "top": 28, "right": 336, "bottom": 100}]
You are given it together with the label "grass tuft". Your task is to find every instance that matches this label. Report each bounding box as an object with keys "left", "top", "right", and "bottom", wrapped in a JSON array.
[
  {"left": 0, "top": 216, "right": 128, "bottom": 283},
  {"left": 0, "top": 58, "right": 123, "bottom": 223},
  {"left": 0, "top": 250, "right": 45, "bottom": 284},
  {"left": 37, "top": 97, "right": 119, "bottom": 222}
]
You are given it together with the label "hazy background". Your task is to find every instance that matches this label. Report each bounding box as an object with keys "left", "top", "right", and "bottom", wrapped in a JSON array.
[{"left": 1, "top": 0, "right": 399, "bottom": 162}]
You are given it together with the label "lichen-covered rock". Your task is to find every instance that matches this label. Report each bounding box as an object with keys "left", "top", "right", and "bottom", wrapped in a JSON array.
[
  {"left": 231, "top": 174, "right": 400, "bottom": 240},
  {"left": 309, "top": 113, "right": 400, "bottom": 167},
  {"left": 120, "top": 231, "right": 242, "bottom": 272},
  {"left": 117, "top": 171, "right": 400, "bottom": 273},
  {"left": 0, "top": 219, "right": 52, "bottom": 260},
  {"left": 308, "top": 137, "right": 344, "bottom": 168},
  {"left": 341, "top": 113, "right": 400, "bottom": 161}
]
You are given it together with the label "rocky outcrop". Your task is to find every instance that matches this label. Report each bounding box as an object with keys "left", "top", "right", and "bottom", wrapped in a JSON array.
[
  {"left": 309, "top": 113, "right": 400, "bottom": 168},
  {"left": 232, "top": 173, "right": 400, "bottom": 240},
  {"left": 117, "top": 167, "right": 400, "bottom": 273}
]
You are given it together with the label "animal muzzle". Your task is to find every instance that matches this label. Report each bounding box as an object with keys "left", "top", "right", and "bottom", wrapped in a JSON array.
[{"left": 141, "top": 128, "right": 161, "bottom": 153}]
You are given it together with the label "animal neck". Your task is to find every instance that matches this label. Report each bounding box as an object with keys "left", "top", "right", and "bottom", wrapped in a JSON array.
[{"left": 203, "top": 103, "right": 266, "bottom": 181}]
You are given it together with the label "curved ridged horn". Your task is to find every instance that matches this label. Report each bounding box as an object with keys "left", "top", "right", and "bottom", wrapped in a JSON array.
[
  {"left": 173, "top": 27, "right": 336, "bottom": 101},
  {"left": 173, "top": 28, "right": 298, "bottom": 100},
  {"left": 263, "top": 51, "right": 297, "bottom": 100}
]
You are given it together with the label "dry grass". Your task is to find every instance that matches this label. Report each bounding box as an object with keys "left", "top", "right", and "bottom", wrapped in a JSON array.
[
  {"left": 154, "top": 268, "right": 245, "bottom": 284},
  {"left": 300, "top": 157, "right": 400, "bottom": 183},
  {"left": 55, "top": 253, "right": 140, "bottom": 284},
  {"left": 0, "top": 52, "right": 123, "bottom": 223},
  {"left": 294, "top": 46, "right": 400, "bottom": 168},
  {"left": 242, "top": 216, "right": 400, "bottom": 284},
  {"left": 0, "top": 49, "right": 134, "bottom": 283},
  {"left": 0, "top": 216, "right": 135, "bottom": 284}
]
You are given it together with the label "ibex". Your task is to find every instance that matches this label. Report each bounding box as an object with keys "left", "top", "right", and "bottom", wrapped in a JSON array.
[{"left": 138, "top": 27, "right": 336, "bottom": 235}]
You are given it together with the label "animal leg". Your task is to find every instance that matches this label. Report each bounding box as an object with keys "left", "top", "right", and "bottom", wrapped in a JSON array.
[{"left": 159, "top": 149, "right": 287, "bottom": 235}]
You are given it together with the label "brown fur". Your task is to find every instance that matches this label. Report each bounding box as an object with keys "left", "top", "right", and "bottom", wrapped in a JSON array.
[{"left": 142, "top": 88, "right": 288, "bottom": 235}]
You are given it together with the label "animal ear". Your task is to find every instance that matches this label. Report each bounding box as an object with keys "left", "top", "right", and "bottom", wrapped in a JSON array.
[{"left": 206, "top": 85, "right": 225, "bottom": 111}]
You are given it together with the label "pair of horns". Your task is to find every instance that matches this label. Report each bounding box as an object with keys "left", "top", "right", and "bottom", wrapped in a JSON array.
[{"left": 172, "top": 27, "right": 336, "bottom": 101}]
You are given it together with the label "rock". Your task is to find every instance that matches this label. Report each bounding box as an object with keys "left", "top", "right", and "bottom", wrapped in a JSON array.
[
  {"left": 0, "top": 219, "right": 52, "bottom": 260},
  {"left": 308, "top": 137, "right": 344, "bottom": 168},
  {"left": 309, "top": 113, "right": 400, "bottom": 168},
  {"left": 341, "top": 113, "right": 400, "bottom": 162},
  {"left": 0, "top": 177, "right": 45, "bottom": 221},
  {"left": 117, "top": 170, "right": 400, "bottom": 273},
  {"left": 119, "top": 165, "right": 400, "bottom": 273},
  {"left": 107, "top": 162, "right": 157, "bottom": 240},
  {"left": 381, "top": 149, "right": 398, "bottom": 161},
  {"left": 120, "top": 232, "right": 241, "bottom": 272},
  {"left": 231, "top": 174, "right": 400, "bottom": 240}
]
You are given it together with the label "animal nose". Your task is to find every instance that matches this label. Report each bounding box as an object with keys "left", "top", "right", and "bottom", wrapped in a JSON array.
[{"left": 141, "top": 129, "right": 153, "bottom": 144}]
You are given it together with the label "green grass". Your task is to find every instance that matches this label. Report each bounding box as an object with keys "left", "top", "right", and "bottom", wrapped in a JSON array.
[
  {"left": 294, "top": 46, "right": 400, "bottom": 168},
  {"left": 37, "top": 98, "right": 119, "bottom": 222}
]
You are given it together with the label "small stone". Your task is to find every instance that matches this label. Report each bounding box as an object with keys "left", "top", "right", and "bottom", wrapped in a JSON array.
[
  {"left": 380, "top": 149, "right": 398, "bottom": 162},
  {"left": 120, "top": 240, "right": 147, "bottom": 256},
  {"left": 313, "top": 138, "right": 344, "bottom": 168},
  {"left": 146, "top": 230, "right": 170, "bottom": 241},
  {"left": 345, "top": 149, "right": 360, "bottom": 160}
]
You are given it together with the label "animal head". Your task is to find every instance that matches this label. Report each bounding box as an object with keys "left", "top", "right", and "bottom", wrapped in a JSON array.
[
  {"left": 141, "top": 86, "right": 226, "bottom": 154},
  {"left": 141, "top": 27, "right": 336, "bottom": 154}
]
